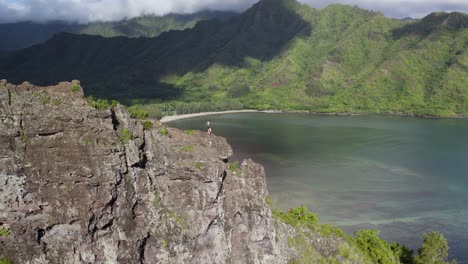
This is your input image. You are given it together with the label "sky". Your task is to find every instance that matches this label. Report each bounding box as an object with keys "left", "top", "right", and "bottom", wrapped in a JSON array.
[{"left": 0, "top": 0, "right": 467, "bottom": 23}]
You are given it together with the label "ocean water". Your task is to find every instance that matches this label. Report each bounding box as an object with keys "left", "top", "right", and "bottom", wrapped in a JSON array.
[{"left": 168, "top": 113, "right": 468, "bottom": 262}]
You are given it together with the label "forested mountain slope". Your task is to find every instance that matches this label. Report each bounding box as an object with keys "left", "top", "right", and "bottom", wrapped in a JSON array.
[
  {"left": 1, "top": 0, "right": 467, "bottom": 116},
  {"left": 0, "top": 11, "right": 235, "bottom": 51}
]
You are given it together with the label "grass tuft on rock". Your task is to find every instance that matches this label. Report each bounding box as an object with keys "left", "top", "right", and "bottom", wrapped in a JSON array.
[
  {"left": 119, "top": 128, "right": 132, "bottom": 144},
  {"left": 0, "top": 257, "right": 12, "bottom": 264},
  {"left": 70, "top": 85, "right": 80, "bottom": 92},
  {"left": 143, "top": 121, "right": 153, "bottom": 130},
  {"left": 180, "top": 145, "right": 194, "bottom": 152},
  {"left": 159, "top": 127, "right": 169, "bottom": 136},
  {"left": 0, "top": 227, "right": 10, "bottom": 237}
]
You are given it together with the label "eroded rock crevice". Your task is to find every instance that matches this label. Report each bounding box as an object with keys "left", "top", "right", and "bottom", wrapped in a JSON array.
[
  {"left": 110, "top": 109, "right": 119, "bottom": 131},
  {"left": 138, "top": 233, "right": 150, "bottom": 264},
  {"left": 215, "top": 170, "right": 228, "bottom": 204}
]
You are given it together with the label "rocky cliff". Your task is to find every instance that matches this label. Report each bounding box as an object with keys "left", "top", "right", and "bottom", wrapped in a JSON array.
[{"left": 0, "top": 81, "right": 374, "bottom": 263}]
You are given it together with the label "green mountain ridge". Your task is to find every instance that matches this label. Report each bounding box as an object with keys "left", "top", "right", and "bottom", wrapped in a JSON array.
[
  {"left": 0, "top": 11, "right": 236, "bottom": 51},
  {"left": 1, "top": 0, "right": 467, "bottom": 117}
]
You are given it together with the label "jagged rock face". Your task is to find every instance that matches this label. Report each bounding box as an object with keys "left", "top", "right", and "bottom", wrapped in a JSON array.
[
  {"left": 0, "top": 80, "right": 283, "bottom": 264},
  {"left": 0, "top": 81, "right": 369, "bottom": 264}
]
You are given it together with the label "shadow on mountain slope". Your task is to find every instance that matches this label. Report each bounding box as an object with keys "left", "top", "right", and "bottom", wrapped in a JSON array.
[
  {"left": 0, "top": 0, "right": 312, "bottom": 101},
  {"left": 392, "top": 12, "right": 468, "bottom": 39}
]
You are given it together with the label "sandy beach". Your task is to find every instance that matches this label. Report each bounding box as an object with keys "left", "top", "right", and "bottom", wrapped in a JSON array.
[{"left": 160, "top": 110, "right": 260, "bottom": 123}]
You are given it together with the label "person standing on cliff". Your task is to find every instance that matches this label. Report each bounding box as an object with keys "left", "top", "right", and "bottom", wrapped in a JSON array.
[
  {"left": 207, "top": 121, "right": 213, "bottom": 135},
  {"left": 207, "top": 121, "right": 213, "bottom": 147}
]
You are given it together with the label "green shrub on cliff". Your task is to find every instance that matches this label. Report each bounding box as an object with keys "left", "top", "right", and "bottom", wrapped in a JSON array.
[
  {"left": 353, "top": 230, "right": 400, "bottom": 264},
  {"left": 0, "top": 257, "right": 12, "bottom": 264},
  {"left": 273, "top": 206, "right": 346, "bottom": 238},
  {"left": 86, "top": 96, "right": 118, "bottom": 110},
  {"left": 415, "top": 231, "right": 456, "bottom": 264},
  {"left": 143, "top": 121, "right": 153, "bottom": 130},
  {"left": 272, "top": 206, "right": 432, "bottom": 263},
  {"left": 391, "top": 242, "right": 415, "bottom": 264},
  {"left": 274, "top": 206, "right": 319, "bottom": 230},
  {"left": 272, "top": 205, "right": 457, "bottom": 264},
  {"left": 130, "top": 109, "right": 148, "bottom": 119}
]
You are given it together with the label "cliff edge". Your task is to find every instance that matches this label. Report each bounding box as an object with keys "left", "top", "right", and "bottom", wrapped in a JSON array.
[{"left": 0, "top": 80, "right": 381, "bottom": 263}]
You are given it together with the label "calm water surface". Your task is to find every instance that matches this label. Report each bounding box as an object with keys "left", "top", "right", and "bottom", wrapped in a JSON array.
[{"left": 168, "top": 113, "right": 468, "bottom": 262}]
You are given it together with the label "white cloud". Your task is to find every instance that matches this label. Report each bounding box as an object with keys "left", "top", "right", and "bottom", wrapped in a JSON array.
[
  {"left": 0, "top": 0, "right": 467, "bottom": 23},
  {"left": 302, "top": 0, "right": 468, "bottom": 18},
  {"left": 0, "top": 0, "right": 258, "bottom": 23}
]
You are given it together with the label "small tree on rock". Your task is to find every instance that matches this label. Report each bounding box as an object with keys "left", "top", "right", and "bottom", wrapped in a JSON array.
[{"left": 415, "top": 231, "right": 456, "bottom": 264}]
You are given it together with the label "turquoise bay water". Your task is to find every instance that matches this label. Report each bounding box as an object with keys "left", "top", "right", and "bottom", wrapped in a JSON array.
[{"left": 168, "top": 113, "right": 468, "bottom": 262}]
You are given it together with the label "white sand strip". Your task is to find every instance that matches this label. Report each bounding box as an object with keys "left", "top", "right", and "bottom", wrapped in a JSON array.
[{"left": 160, "top": 110, "right": 260, "bottom": 123}]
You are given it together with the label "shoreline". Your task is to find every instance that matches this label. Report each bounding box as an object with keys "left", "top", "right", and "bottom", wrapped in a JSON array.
[
  {"left": 160, "top": 109, "right": 468, "bottom": 123},
  {"left": 160, "top": 109, "right": 260, "bottom": 122}
]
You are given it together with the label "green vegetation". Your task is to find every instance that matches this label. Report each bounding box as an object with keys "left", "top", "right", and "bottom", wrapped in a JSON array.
[
  {"left": 32, "top": 92, "right": 49, "bottom": 105},
  {"left": 287, "top": 234, "right": 321, "bottom": 263},
  {"left": 40, "top": 95, "right": 49, "bottom": 105},
  {"left": 161, "top": 239, "right": 168, "bottom": 248},
  {"left": 166, "top": 212, "right": 187, "bottom": 228},
  {"left": 194, "top": 162, "right": 202, "bottom": 169},
  {"left": 273, "top": 206, "right": 344, "bottom": 237},
  {"left": 273, "top": 206, "right": 318, "bottom": 230},
  {"left": 274, "top": 206, "right": 353, "bottom": 263},
  {"left": 3, "top": 2, "right": 466, "bottom": 117},
  {"left": 130, "top": 109, "right": 148, "bottom": 119},
  {"left": 180, "top": 145, "right": 194, "bottom": 152},
  {"left": 128, "top": 101, "right": 245, "bottom": 119},
  {"left": 19, "top": 134, "right": 28, "bottom": 143},
  {"left": 392, "top": 242, "right": 416, "bottom": 264},
  {"left": 119, "top": 128, "right": 132, "bottom": 144},
  {"left": 86, "top": 96, "right": 118, "bottom": 110},
  {"left": 0, "top": 257, "right": 12, "bottom": 264},
  {"left": 0, "top": 226, "right": 10, "bottom": 237},
  {"left": 52, "top": 98, "right": 62, "bottom": 105},
  {"left": 159, "top": 127, "right": 169, "bottom": 136},
  {"left": 415, "top": 231, "right": 456, "bottom": 264},
  {"left": 70, "top": 85, "right": 80, "bottom": 92},
  {"left": 273, "top": 206, "right": 457, "bottom": 264},
  {"left": 353, "top": 230, "right": 402, "bottom": 264},
  {"left": 82, "top": 139, "right": 94, "bottom": 145},
  {"left": 184, "top": 130, "right": 194, "bottom": 135},
  {"left": 228, "top": 161, "right": 240, "bottom": 173},
  {"left": 78, "top": 11, "right": 236, "bottom": 38},
  {"left": 143, "top": 121, "right": 153, "bottom": 130},
  {"left": 0, "top": 11, "right": 236, "bottom": 51}
]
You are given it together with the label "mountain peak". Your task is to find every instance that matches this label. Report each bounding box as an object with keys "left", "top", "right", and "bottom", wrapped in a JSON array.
[
  {"left": 240, "top": 0, "right": 306, "bottom": 25},
  {"left": 445, "top": 12, "right": 468, "bottom": 29},
  {"left": 253, "top": 0, "right": 302, "bottom": 11},
  {"left": 422, "top": 11, "right": 468, "bottom": 29}
]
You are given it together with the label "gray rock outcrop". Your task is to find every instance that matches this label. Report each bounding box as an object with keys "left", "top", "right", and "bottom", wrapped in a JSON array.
[{"left": 0, "top": 81, "right": 369, "bottom": 264}]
